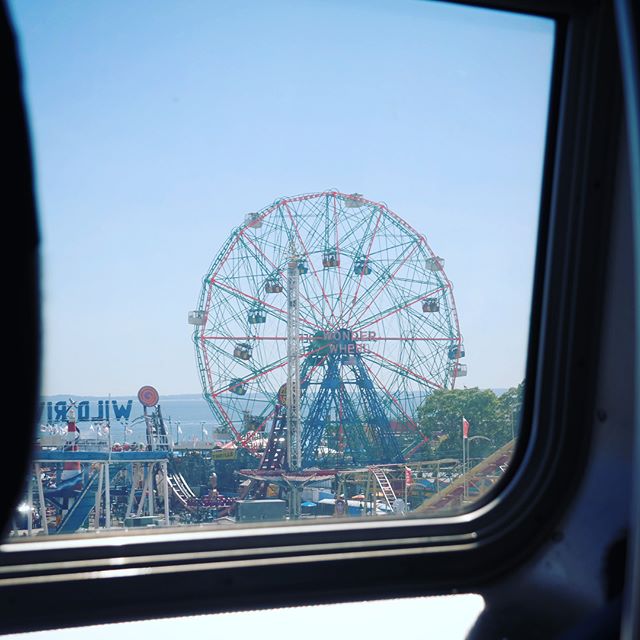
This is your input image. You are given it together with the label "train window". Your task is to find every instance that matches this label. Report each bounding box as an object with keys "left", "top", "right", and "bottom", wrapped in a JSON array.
[
  {"left": 4, "top": 0, "right": 553, "bottom": 539},
  {"left": 24, "top": 0, "right": 640, "bottom": 631}
]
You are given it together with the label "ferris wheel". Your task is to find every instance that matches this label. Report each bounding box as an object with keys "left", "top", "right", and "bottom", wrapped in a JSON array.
[{"left": 190, "top": 190, "right": 465, "bottom": 467}]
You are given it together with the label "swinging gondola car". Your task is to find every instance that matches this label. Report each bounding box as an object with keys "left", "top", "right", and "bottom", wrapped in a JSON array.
[
  {"left": 233, "top": 342, "right": 252, "bottom": 360},
  {"left": 343, "top": 193, "right": 364, "bottom": 208},
  {"left": 188, "top": 309, "right": 205, "bottom": 325},
  {"left": 242, "top": 411, "right": 261, "bottom": 432},
  {"left": 247, "top": 306, "right": 266, "bottom": 324},
  {"left": 264, "top": 277, "right": 283, "bottom": 293},
  {"left": 353, "top": 257, "right": 372, "bottom": 275},
  {"left": 322, "top": 249, "right": 339, "bottom": 268},
  {"left": 244, "top": 212, "right": 262, "bottom": 228},
  {"left": 297, "top": 260, "right": 308, "bottom": 275},
  {"left": 229, "top": 378, "right": 247, "bottom": 396},
  {"left": 426, "top": 256, "right": 445, "bottom": 272},
  {"left": 448, "top": 344, "right": 465, "bottom": 359},
  {"left": 422, "top": 298, "right": 439, "bottom": 313},
  {"left": 451, "top": 363, "right": 467, "bottom": 377}
]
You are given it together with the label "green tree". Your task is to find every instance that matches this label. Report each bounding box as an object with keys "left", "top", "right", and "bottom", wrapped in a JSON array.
[
  {"left": 417, "top": 383, "right": 524, "bottom": 461},
  {"left": 496, "top": 381, "right": 525, "bottom": 443}
]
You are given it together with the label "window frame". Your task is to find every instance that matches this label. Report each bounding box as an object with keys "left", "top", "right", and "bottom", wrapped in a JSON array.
[{"left": 0, "top": 0, "right": 626, "bottom": 632}]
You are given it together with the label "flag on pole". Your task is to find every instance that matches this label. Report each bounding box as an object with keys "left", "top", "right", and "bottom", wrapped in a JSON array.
[{"left": 462, "top": 416, "right": 470, "bottom": 439}]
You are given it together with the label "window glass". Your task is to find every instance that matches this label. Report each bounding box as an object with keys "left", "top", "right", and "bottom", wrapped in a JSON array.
[{"left": 7, "top": 0, "right": 554, "bottom": 538}]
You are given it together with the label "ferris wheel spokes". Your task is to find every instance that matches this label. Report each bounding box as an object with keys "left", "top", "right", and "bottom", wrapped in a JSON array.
[
  {"left": 194, "top": 190, "right": 465, "bottom": 466},
  {"left": 237, "top": 229, "right": 326, "bottom": 321}
]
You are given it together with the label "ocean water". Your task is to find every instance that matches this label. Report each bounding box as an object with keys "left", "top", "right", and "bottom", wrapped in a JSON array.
[
  {"left": 39, "top": 388, "right": 509, "bottom": 446},
  {"left": 39, "top": 394, "right": 228, "bottom": 445}
]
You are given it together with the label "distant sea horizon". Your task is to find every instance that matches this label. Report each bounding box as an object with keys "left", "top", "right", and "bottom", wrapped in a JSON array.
[
  {"left": 39, "top": 393, "right": 222, "bottom": 445},
  {"left": 39, "top": 388, "right": 511, "bottom": 444}
]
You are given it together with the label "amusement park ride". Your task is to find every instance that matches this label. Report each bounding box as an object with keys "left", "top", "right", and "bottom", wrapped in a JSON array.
[
  {"left": 191, "top": 190, "right": 466, "bottom": 470},
  {"left": 187, "top": 190, "right": 486, "bottom": 518},
  {"left": 19, "top": 191, "right": 493, "bottom": 534},
  {"left": 22, "top": 387, "right": 234, "bottom": 535},
  {"left": 3, "top": 0, "right": 640, "bottom": 636}
]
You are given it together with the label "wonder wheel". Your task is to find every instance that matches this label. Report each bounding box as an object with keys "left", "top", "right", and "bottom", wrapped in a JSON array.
[{"left": 191, "top": 190, "right": 465, "bottom": 467}]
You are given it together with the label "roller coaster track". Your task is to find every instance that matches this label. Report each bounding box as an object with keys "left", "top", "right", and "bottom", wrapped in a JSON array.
[
  {"left": 414, "top": 439, "right": 516, "bottom": 514},
  {"left": 236, "top": 405, "right": 288, "bottom": 503},
  {"left": 56, "top": 471, "right": 100, "bottom": 534},
  {"left": 167, "top": 472, "right": 196, "bottom": 508},
  {"left": 370, "top": 466, "right": 397, "bottom": 508}
]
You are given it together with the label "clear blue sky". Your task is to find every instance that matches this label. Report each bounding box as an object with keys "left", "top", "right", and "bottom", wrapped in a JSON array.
[{"left": 8, "top": 0, "right": 554, "bottom": 396}]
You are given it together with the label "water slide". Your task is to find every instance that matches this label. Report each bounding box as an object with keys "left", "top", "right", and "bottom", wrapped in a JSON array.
[
  {"left": 56, "top": 464, "right": 127, "bottom": 534},
  {"left": 56, "top": 470, "right": 100, "bottom": 534}
]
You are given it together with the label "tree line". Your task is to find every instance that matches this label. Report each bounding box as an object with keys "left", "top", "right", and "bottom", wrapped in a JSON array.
[{"left": 416, "top": 382, "right": 524, "bottom": 461}]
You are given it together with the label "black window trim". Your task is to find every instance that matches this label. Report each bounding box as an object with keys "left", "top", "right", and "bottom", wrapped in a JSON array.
[{"left": 0, "top": 0, "right": 626, "bottom": 632}]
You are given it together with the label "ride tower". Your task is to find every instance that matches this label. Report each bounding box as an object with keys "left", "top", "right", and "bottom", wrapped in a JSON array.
[
  {"left": 299, "top": 327, "right": 403, "bottom": 466},
  {"left": 286, "top": 242, "right": 302, "bottom": 471}
]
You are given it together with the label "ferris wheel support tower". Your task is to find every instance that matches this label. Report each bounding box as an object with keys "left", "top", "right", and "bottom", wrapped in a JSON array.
[{"left": 286, "top": 243, "right": 302, "bottom": 471}]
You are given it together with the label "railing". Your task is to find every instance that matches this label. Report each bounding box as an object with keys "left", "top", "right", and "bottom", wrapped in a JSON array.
[{"left": 38, "top": 436, "right": 111, "bottom": 451}]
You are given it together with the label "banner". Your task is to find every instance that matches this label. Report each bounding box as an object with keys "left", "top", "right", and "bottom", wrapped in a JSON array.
[{"left": 211, "top": 448, "right": 237, "bottom": 460}]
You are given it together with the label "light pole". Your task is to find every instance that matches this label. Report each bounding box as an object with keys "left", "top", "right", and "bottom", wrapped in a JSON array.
[
  {"left": 464, "top": 435, "right": 492, "bottom": 499},
  {"left": 510, "top": 405, "right": 518, "bottom": 441}
]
